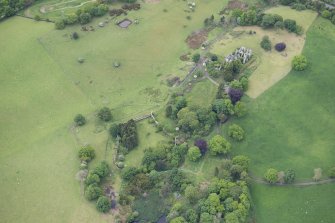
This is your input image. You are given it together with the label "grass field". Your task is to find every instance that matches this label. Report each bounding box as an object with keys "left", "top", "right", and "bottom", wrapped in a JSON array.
[
  {"left": 232, "top": 17, "right": 335, "bottom": 179},
  {"left": 185, "top": 79, "right": 218, "bottom": 108},
  {"left": 211, "top": 6, "right": 317, "bottom": 98},
  {"left": 0, "top": 0, "right": 228, "bottom": 222}
]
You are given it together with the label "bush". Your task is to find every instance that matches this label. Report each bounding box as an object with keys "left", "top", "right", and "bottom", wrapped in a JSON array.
[
  {"left": 93, "top": 161, "right": 109, "bottom": 178},
  {"left": 228, "top": 124, "right": 245, "bottom": 141},
  {"left": 234, "top": 101, "right": 247, "bottom": 117},
  {"left": 187, "top": 146, "right": 202, "bottom": 162},
  {"left": 261, "top": 14, "right": 276, "bottom": 28},
  {"left": 292, "top": 55, "right": 308, "bottom": 71},
  {"left": 96, "top": 196, "right": 111, "bottom": 213},
  {"left": 260, "top": 35, "right": 272, "bottom": 51},
  {"left": 229, "top": 80, "right": 243, "bottom": 90},
  {"left": 85, "top": 184, "right": 103, "bottom": 200},
  {"left": 55, "top": 20, "right": 65, "bottom": 30},
  {"left": 121, "top": 167, "right": 140, "bottom": 181},
  {"left": 264, "top": 168, "right": 278, "bottom": 184},
  {"left": 240, "top": 76, "right": 248, "bottom": 91},
  {"left": 291, "top": 3, "right": 306, "bottom": 11},
  {"left": 72, "top": 32, "right": 79, "bottom": 40},
  {"left": 109, "top": 124, "right": 120, "bottom": 138},
  {"left": 228, "top": 88, "right": 243, "bottom": 104},
  {"left": 284, "top": 169, "right": 295, "bottom": 183},
  {"left": 98, "top": 107, "right": 112, "bottom": 122},
  {"left": 192, "top": 53, "right": 201, "bottom": 63},
  {"left": 275, "top": 42, "right": 286, "bottom": 52},
  {"left": 284, "top": 19, "right": 297, "bottom": 32},
  {"left": 321, "top": 10, "right": 331, "bottom": 19},
  {"left": 78, "top": 145, "right": 95, "bottom": 161},
  {"left": 65, "top": 14, "right": 78, "bottom": 24},
  {"left": 194, "top": 139, "right": 208, "bottom": 155},
  {"left": 85, "top": 173, "right": 100, "bottom": 185},
  {"left": 232, "top": 155, "right": 250, "bottom": 171},
  {"left": 211, "top": 54, "right": 218, "bottom": 61},
  {"left": 74, "top": 114, "right": 86, "bottom": 126},
  {"left": 34, "top": 15, "right": 41, "bottom": 21},
  {"left": 209, "top": 135, "right": 231, "bottom": 155},
  {"left": 274, "top": 21, "right": 284, "bottom": 29},
  {"left": 79, "top": 12, "right": 92, "bottom": 24}
]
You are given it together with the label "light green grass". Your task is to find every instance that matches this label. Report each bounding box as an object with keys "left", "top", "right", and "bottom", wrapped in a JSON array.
[
  {"left": 251, "top": 183, "right": 335, "bottom": 223},
  {"left": 185, "top": 79, "right": 218, "bottom": 108},
  {"left": 232, "top": 17, "right": 335, "bottom": 179}
]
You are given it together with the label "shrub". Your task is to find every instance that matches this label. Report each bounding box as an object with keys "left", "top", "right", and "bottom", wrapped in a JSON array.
[
  {"left": 264, "top": 168, "right": 278, "bottom": 184},
  {"left": 96, "top": 196, "right": 111, "bottom": 213},
  {"left": 109, "top": 124, "right": 120, "bottom": 138},
  {"left": 274, "top": 21, "right": 284, "bottom": 29},
  {"left": 121, "top": 167, "right": 140, "bottom": 181},
  {"left": 78, "top": 145, "right": 95, "bottom": 161},
  {"left": 187, "top": 146, "right": 202, "bottom": 161},
  {"left": 72, "top": 32, "right": 79, "bottom": 40},
  {"left": 184, "top": 185, "right": 198, "bottom": 203},
  {"left": 194, "top": 139, "right": 208, "bottom": 155},
  {"left": 85, "top": 173, "right": 100, "bottom": 185},
  {"left": 98, "top": 107, "right": 112, "bottom": 122},
  {"left": 292, "top": 55, "right": 308, "bottom": 71},
  {"left": 228, "top": 124, "right": 245, "bottom": 141},
  {"left": 74, "top": 114, "right": 86, "bottom": 126},
  {"left": 321, "top": 10, "right": 331, "bottom": 19},
  {"left": 229, "top": 80, "right": 243, "bottom": 90},
  {"left": 284, "top": 19, "right": 297, "bottom": 32},
  {"left": 55, "top": 20, "right": 65, "bottom": 30},
  {"left": 65, "top": 14, "right": 78, "bottom": 24},
  {"left": 85, "top": 184, "right": 102, "bottom": 200},
  {"left": 260, "top": 35, "right": 272, "bottom": 51},
  {"left": 232, "top": 155, "right": 250, "bottom": 171},
  {"left": 192, "top": 53, "right": 200, "bottom": 63},
  {"left": 240, "top": 76, "right": 248, "bottom": 91},
  {"left": 93, "top": 161, "right": 109, "bottom": 178},
  {"left": 275, "top": 42, "right": 286, "bottom": 52},
  {"left": 261, "top": 14, "right": 276, "bottom": 28},
  {"left": 211, "top": 54, "right": 218, "bottom": 61},
  {"left": 291, "top": 3, "right": 306, "bottom": 11},
  {"left": 34, "top": 15, "right": 41, "bottom": 21},
  {"left": 117, "top": 162, "right": 124, "bottom": 169},
  {"left": 280, "top": 0, "right": 294, "bottom": 5},
  {"left": 209, "top": 135, "right": 231, "bottom": 155},
  {"left": 79, "top": 12, "right": 92, "bottom": 24},
  {"left": 284, "top": 169, "right": 295, "bottom": 183}
]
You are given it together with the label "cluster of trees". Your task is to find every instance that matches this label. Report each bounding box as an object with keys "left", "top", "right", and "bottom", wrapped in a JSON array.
[
  {"left": 110, "top": 119, "right": 138, "bottom": 151},
  {"left": 168, "top": 155, "right": 251, "bottom": 223},
  {"left": 232, "top": 8, "right": 304, "bottom": 35},
  {"left": 0, "top": 0, "right": 35, "bottom": 19},
  {"left": 264, "top": 168, "right": 296, "bottom": 184},
  {"left": 55, "top": 3, "right": 109, "bottom": 29},
  {"left": 207, "top": 57, "right": 243, "bottom": 81},
  {"left": 278, "top": 0, "right": 335, "bottom": 25},
  {"left": 165, "top": 95, "right": 216, "bottom": 136}
]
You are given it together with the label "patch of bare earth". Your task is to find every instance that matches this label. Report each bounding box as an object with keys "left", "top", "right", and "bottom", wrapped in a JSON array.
[
  {"left": 186, "top": 30, "right": 208, "bottom": 49},
  {"left": 227, "top": 0, "right": 248, "bottom": 10}
]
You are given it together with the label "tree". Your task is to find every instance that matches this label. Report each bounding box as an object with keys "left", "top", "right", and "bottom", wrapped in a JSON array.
[
  {"left": 96, "top": 196, "right": 111, "bottom": 213},
  {"left": 229, "top": 80, "right": 243, "bottom": 90},
  {"left": 212, "top": 99, "right": 235, "bottom": 116},
  {"left": 85, "top": 173, "right": 100, "bottom": 185},
  {"left": 65, "top": 14, "right": 78, "bottom": 24},
  {"left": 204, "top": 193, "right": 224, "bottom": 214},
  {"left": 185, "top": 185, "right": 198, "bottom": 203},
  {"left": 284, "top": 19, "right": 297, "bottom": 32},
  {"left": 187, "top": 146, "right": 201, "bottom": 162},
  {"left": 321, "top": 10, "right": 331, "bottom": 19},
  {"left": 121, "top": 167, "right": 140, "bottom": 181},
  {"left": 232, "top": 155, "right": 250, "bottom": 171},
  {"left": 200, "top": 212, "right": 213, "bottom": 223},
  {"left": 292, "top": 55, "right": 307, "bottom": 71},
  {"left": 284, "top": 169, "right": 295, "bottom": 184},
  {"left": 192, "top": 53, "right": 201, "bottom": 63},
  {"left": 209, "top": 135, "right": 231, "bottom": 155},
  {"left": 234, "top": 101, "right": 247, "bottom": 117},
  {"left": 74, "top": 114, "right": 86, "bottom": 126},
  {"left": 93, "top": 161, "right": 109, "bottom": 178},
  {"left": 98, "top": 107, "right": 112, "bottom": 122},
  {"left": 165, "top": 105, "right": 173, "bottom": 117},
  {"left": 228, "top": 124, "right": 245, "bottom": 141},
  {"left": 264, "top": 168, "right": 278, "bottom": 184},
  {"left": 78, "top": 145, "right": 95, "bottom": 161},
  {"left": 170, "top": 216, "right": 187, "bottom": 223},
  {"left": 240, "top": 76, "right": 248, "bottom": 91},
  {"left": 85, "top": 184, "right": 102, "bottom": 200},
  {"left": 79, "top": 12, "right": 92, "bottom": 24},
  {"left": 228, "top": 88, "right": 243, "bottom": 104},
  {"left": 274, "top": 21, "right": 284, "bottom": 29},
  {"left": 194, "top": 139, "right": 208, "bottom": 155},
  {"left": 109, "top": 124, "right": 120, "bottom": 138},
  {"left": 260, "top": 35, "right": 272, "bottom": 51},
  {"left": 72, "top": 32, "right": 79, "bottom": 40},
  {"left": 280, "top": 0, "right": 294, "bottom": 5},
  {"left": 275, "top": 42, "right": 286, "bottom": 52},
  {"left": 185, "top": 209, "right": 198, "bottom": 223},
  {"left": 177, "top": 107, "right": 199, "bottom": 132},
  {"left": 261, "top": 14, "right": 276, "bottom": 28},
  {"left": 55, "top": 20, "right": 65, "bottom": 30}
]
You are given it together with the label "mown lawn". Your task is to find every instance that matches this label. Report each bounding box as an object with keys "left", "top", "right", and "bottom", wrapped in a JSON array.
[{"left": 185, "top": 79, "right": 218, "bottom": 108}]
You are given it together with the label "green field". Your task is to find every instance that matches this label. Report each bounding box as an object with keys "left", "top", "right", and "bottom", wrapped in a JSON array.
[
  {"left": 0, "top": 0, "right": 227, "bottom": 222},
  {"left": 231, "top": 17, "right": 335, "bottom": 222},
  {"left": 185, "top": 79, "right": 218, "bottom": 108}
]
